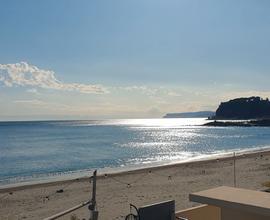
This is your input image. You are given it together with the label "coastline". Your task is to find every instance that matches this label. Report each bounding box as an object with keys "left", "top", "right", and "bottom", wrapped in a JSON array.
[
  {"left": 2, "top": 147, "right": 270, "bottom": 219},
  {"left": 204, "top": 118, "right": 270, "bottom": 127},
  {"left": 2, "top": 146, "right": 270, "bottom": 192}
]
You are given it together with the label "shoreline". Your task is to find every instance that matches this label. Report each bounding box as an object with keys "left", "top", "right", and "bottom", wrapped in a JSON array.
[
  {"left": 2, "top": 146, "right": 270, "bottom": 193},
  {"left": 204, "top": 118, "right": 270, "bottom": 127},
  {"left": 2, "top": 147, "right": 270, "bottom": 219}
]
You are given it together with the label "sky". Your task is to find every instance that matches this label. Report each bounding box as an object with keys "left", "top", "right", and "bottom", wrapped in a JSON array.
[{"left": 1, "top": 0, "right": 270, "bottom": 120}]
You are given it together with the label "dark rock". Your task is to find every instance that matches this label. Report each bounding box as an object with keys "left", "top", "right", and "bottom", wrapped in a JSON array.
[{"left": 204, "top": 119, "right": 270, "bottom": 127}]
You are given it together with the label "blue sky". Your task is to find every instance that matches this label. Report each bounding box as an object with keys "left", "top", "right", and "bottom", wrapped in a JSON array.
[{"left": 1, "top": 0, "right": 270, "bottom": 120}]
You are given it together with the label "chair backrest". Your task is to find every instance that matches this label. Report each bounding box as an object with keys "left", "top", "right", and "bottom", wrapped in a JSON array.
[{"left": 138, "top": 200, "right": 175, "bottom": 220}]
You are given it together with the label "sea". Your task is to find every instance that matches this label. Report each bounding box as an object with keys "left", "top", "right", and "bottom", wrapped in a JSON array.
[{"left": 1, "top": 118, "right": 270, "bottom": 186}]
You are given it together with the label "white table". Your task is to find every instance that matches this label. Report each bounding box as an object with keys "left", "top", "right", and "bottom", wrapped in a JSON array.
[{"left": 189, "top": 186, "right": 270, "bottom": 220}]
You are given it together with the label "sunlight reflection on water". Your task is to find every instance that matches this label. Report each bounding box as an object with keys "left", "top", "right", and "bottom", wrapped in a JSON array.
[{"left": 1, "top": 118, "right": 270, "bottom": 185}]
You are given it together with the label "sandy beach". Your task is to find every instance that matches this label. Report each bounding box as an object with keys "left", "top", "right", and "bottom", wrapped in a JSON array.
[{"left": 1, "top": 150, "right": 270, "bottom": 220}]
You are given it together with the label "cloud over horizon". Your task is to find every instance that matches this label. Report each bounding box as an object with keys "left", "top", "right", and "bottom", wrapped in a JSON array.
[{"left": 0, "top": 62, "right": 107, "bottom": 94}]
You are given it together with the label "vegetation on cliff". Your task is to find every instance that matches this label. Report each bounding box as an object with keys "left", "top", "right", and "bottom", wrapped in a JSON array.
[{"left": 214, "top": 96, "right": 270, "bottom": 119}]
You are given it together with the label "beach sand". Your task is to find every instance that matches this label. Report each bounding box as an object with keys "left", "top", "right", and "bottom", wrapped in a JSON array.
[{"left": 1, "top": 150, "right": 270, "bottom": 220}]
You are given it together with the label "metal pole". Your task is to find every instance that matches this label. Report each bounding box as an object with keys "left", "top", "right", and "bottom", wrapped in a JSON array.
[
  {"left": 89, "top": 170, "right": 98, "bottom": 220},
  {"left": 92, "top": 170, "right": 97, "bottom": 206},
  {"left": 233, "top": 152, "right": 236, "bottom": 187}
]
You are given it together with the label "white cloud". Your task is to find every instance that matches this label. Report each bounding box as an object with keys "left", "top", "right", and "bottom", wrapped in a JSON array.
[
  {"left": 220, "top": 90, "right": 270, "bottom": 101},
  {"left": 116, "top": 86, "right": 158, "bottom": 96},
  {"left": 27, "top": 88, "right": 39, "bottom": 94},
  {"left": 166, "top": 91, "right": 183, "bottom": 97},
  {"left": 0, "top": 62, "right": 108, "bottom": 94},
  {"left": 116, "top": 85, "right": 177, "bottom": 98},
  {"left": 13, "top": 99, "right": 46, "bottom": 106}
]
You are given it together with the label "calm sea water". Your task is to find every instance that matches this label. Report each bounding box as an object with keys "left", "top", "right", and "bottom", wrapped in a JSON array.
[{"left": 1, "top": 118, "right": 270, "bottom": 185}]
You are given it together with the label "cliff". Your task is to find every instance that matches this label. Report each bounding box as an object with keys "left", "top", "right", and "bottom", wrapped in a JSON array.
[{"left": 215, "top": 96, "right": 270, "bottom": 119}]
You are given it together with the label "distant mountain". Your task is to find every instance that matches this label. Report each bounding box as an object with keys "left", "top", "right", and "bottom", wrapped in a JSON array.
[{"left": 163, "top": 111, "right": 215, "bottom": 118}]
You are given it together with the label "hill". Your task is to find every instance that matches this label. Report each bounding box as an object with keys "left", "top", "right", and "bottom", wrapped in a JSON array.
[
  {"left": 214, "top": 96, "right": 270, "bottom": 119},
  {"left": 163, "top": 111, "right": 215, "bottom": 118}
]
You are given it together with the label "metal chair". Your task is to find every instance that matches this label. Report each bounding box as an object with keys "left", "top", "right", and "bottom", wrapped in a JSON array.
[
  {"left": 138, "top": 200, "right": 175, "bottom": 220},
  {"left": 125, "top": 200, "right": 188, "bottom": 220}
]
